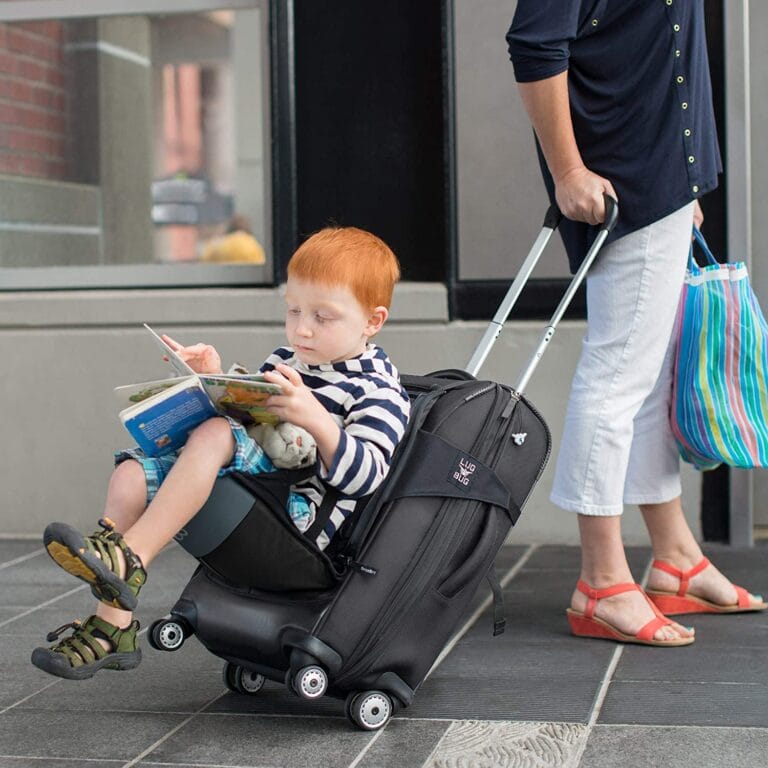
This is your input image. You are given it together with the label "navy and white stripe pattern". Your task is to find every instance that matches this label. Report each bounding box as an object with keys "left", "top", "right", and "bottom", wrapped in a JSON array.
[{"left": 260, "top": 344, "right": 410, "bottom": 549}]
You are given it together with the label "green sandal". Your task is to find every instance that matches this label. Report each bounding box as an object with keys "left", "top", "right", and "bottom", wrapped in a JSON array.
[
  {"left": 30, "top": 615, "right": 141, "bottom": 680},
  {"left": 43, "top": 518, "right": 147, "bottom": 610}
]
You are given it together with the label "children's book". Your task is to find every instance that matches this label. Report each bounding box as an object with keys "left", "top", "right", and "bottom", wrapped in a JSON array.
[{"left": 115, "top": 324, "right": 281, "bottom": 457}]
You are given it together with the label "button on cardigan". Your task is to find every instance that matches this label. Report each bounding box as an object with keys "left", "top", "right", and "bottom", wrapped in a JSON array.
[{"left": 507, "top": 0, "right": 722, "bottom": 272}]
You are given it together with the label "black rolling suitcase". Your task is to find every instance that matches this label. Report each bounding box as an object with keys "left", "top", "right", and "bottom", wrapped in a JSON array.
[{"left": 149, "top": 199, "right": 618, "bottom": 730}]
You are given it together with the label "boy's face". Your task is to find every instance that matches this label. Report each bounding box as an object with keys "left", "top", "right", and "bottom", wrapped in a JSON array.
[{"left": 284, "top": 277, "right": 387, "bottom": 365}]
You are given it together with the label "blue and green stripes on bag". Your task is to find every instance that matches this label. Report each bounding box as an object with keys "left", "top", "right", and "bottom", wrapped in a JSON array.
[{"left": 671, "top": 228, "right": 768, "bottom": 470}]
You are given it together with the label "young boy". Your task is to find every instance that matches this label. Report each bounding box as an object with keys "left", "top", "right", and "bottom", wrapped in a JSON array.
[{"left": 31, "top": 226, "right": 411, "bottom": 680}]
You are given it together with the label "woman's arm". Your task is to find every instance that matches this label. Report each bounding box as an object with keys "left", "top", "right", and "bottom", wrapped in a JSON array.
[{"left": 518, "top": 71, "right": 616, "bottom": 224}]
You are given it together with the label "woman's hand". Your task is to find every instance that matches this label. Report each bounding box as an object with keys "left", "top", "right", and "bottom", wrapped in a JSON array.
[
  {"left": 161, "top": 334, "right": 223, "bottom": 374},
  {"left": 693, "top": 199, "right": 704, "bottom": 231},
  {"left": 555, "top": 166, "right": 617, "bottom": 226}
]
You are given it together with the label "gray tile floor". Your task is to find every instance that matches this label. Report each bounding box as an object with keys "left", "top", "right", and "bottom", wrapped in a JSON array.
[{"left": 2, "top": 538, "right": 767, "bottom": 767}]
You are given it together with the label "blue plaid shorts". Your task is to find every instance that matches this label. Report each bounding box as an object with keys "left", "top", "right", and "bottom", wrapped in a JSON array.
[{"left": 115, "top": 416, "right": 312, "bottom": 530}]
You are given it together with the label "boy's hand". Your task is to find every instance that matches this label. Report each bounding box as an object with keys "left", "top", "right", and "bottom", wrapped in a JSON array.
[
  {"left": 161, "top": 334, "right": 223, "bottom": 374},
  {"left": 263, "top": 364, "right": 341, "bottom": 466}
]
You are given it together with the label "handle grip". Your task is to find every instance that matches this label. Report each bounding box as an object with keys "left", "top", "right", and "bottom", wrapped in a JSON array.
[
  {"left": 545, "top": 193, "right": 617, "bottom": 232},
  {"left": 602, "top": 193, "right": 619, "bottom": 233}
]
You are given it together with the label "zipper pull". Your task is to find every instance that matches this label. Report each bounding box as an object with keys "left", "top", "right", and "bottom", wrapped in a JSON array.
[{"left": 501, "top": 392, "right": 519, "bottom": 420}]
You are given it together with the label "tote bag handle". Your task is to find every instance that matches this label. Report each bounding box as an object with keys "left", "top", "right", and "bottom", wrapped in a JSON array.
[{"left": 689, "top": 227, "right": 718, "bottom": 269}]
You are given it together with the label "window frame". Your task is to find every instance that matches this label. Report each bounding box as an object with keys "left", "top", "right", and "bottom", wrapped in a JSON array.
[{"left": 0, "top": 0, "right": 273, "bottom": 291}]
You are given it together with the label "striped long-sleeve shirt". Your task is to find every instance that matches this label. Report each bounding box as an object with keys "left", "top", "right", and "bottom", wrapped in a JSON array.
[{"left": 259, "top": 344, "right": 410, "bottom": 549}]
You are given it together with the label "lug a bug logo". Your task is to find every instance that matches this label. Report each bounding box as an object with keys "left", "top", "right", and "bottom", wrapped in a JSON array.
[{"left": 451, "top": 455, "right": 476, "bottom": 488}]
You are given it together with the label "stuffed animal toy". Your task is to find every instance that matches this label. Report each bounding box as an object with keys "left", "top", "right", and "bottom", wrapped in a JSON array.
[{"left": 248, "top": 422, "right": 317, "bottom": 469}]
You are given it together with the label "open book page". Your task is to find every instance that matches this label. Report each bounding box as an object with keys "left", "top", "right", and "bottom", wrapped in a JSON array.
[
  {"left": 199, "top": 375, "right": 281, "bottom": 426},
  {"left": 143, "top": 323, "right": 195, "bottom": 377},
  {"left": 114, "top": 325, "right": 285, "bottom": 452},
  {"left": 118, "top": 377, "right": 217, "bottom": 457},
  {"left": 113, "top": 376, "right": 191, "bottom": 409}
]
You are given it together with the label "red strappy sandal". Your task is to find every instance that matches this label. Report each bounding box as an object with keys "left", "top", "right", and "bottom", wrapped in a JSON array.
[
  {"left": 566, "top": 580, "right": 694, "bottom": 647},
  {"left": 646, "top": 557, "right": 767, "bottom": 615}
]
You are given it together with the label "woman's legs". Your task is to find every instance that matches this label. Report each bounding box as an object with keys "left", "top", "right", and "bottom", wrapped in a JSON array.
[
  {"left": 572, "top": 514, "right": 693, "bottom": 641},
  {"left": 552, "top": 205, "right": 694, "bottom": 516},
  {"left": 642, "top": 498, "right": 763, "bottom": 607},
  {"left": 554, "top": 204, "right": 695, "bottom": 640}
]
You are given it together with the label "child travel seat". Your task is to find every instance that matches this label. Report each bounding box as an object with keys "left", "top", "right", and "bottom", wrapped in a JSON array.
[
  {"left": 149, "top": 368, "right": 551, "bottom": 729},
  {"left": 171, "top": 467, "right": 345, "bottom": 592},
  {"left": 148, "top": 200, "right": 617, "bottom": 730}
]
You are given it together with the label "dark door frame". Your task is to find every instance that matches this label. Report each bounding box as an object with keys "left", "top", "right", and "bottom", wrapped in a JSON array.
[{"left": 268, "top": 0, "right": 730, "bottom": 541}]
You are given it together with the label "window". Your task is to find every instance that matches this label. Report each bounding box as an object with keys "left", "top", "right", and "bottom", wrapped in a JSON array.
[{"left": 0, "top": 1, "right": 271, "bottom": 288}]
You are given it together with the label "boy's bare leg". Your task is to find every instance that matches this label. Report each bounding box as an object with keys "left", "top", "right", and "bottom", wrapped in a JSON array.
[
  {"left": 643, "top": 497, "right": 763, "bottom": 606},
  {"left": 122, "top": 417, "right": 236, "bottom": 568},
  {"left": 93, "top": 418, "right": 235, "bottom": 641},
  {"left": 571, "top": 514, "right": 693, "bottom": 641},
  {"left": 91, "top": 459, "right": 148, "bottom": 640},
  {"left": 104, "top": 459, "right": 149, "bottom": 534}
]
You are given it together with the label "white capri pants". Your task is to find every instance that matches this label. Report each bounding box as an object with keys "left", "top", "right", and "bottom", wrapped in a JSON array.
[{"left": 551, "top": 202, "right": 695, "bottom": 516}]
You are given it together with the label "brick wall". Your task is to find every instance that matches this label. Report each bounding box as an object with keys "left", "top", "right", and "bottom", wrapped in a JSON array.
[{"left": 0, "top": 21, "right": 72, "bottom": 181}]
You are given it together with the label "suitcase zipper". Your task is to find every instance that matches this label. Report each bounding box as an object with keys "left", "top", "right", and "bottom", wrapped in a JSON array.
[
  {"left": 334, "top": 498, "right": 473, "bottom": 685},
  {"left": 334, "top": 386, "right": 509, "bottom": 683}
]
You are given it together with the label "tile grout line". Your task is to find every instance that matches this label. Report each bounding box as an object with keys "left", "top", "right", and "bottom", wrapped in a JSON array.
[
  {"left": 347, "top": 728, "right": 386, "bottom": 768},
  {"left": 0, "top": 757, "right": 123, "bottom": 764},
  {"left": 426, "top": 543, "right": 539, "bottom": 679},
  {"left": 570, "top": 555, "right": 655, "bottom": 768},
  {"left": 119, "top": 690, "right": 229, "bottom": 768},
  {"left": 415, "top": 546, "right": 547, "bottom": 768},
  {"left": 0, "top": 678, "right": 61, "bottom": 716},
  {"left": 420, "top": 721, "right": 458, "bottom": 768},
  {"left": 0, "top": 757, "right": 125, "bottom": 765},
  {"left": 0, "top": 549, "right": 45, "bottom": 571},
  {"left": 345, "top": 544, "right": 537, "bottom": 768},
  {"left": 0, "top": 584, "right": 89, "bottom": 630}
]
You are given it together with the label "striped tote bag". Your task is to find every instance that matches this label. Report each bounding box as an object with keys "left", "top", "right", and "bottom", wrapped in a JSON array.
[{"left": 670, "top": 228, "right": 768, "bottom": 470}]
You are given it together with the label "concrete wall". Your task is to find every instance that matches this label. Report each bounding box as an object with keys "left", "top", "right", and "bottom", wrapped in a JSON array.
[
  {"left": 453, "top": 0, "right": 569, "bottom": 281},
  {"left": 0, "top": 284, "right": 701, "bottom": 545}
]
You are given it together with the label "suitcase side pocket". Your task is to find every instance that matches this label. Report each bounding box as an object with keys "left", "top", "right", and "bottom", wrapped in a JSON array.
[{"left": 435, "top": 509, "right": 497, "bottom": 599}]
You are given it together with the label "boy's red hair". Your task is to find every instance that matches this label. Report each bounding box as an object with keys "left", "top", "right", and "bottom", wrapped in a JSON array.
[{"left": 287, "top": 227, "right": 400, "bottom": 311}]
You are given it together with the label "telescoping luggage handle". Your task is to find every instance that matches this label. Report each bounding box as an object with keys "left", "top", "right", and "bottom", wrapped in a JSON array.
[{"left": 465, "top": 194, "right": 619, "bottom": 393}]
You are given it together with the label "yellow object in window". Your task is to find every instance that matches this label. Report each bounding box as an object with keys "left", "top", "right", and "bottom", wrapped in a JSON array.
[{"left": 202, "top": 215, "right": 266, "bottom": 264}]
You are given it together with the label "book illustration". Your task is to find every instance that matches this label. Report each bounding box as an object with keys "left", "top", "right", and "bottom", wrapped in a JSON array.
[
  {"left": 115, "top": 325, "right": 283, "bottom": 456},
  {"left": 199, "top": 377, "right": 280, "bottom": 426},
  {"left": 128, "top": 382, "right": 178, "bottom": 403}
]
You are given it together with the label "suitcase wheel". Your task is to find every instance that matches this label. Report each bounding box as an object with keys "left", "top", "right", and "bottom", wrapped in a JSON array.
[
  {"left": 345, "top": 690, "right": 393, "bottom": 731},
  {"left": 147, "top": 616, "right": 191, "bottom": 652},
  {"left": 223, "top": 661, "right": 266, "bottom": 696},
  {"left": 291, "top": 665, "right": 328, "bottom": 700}
]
